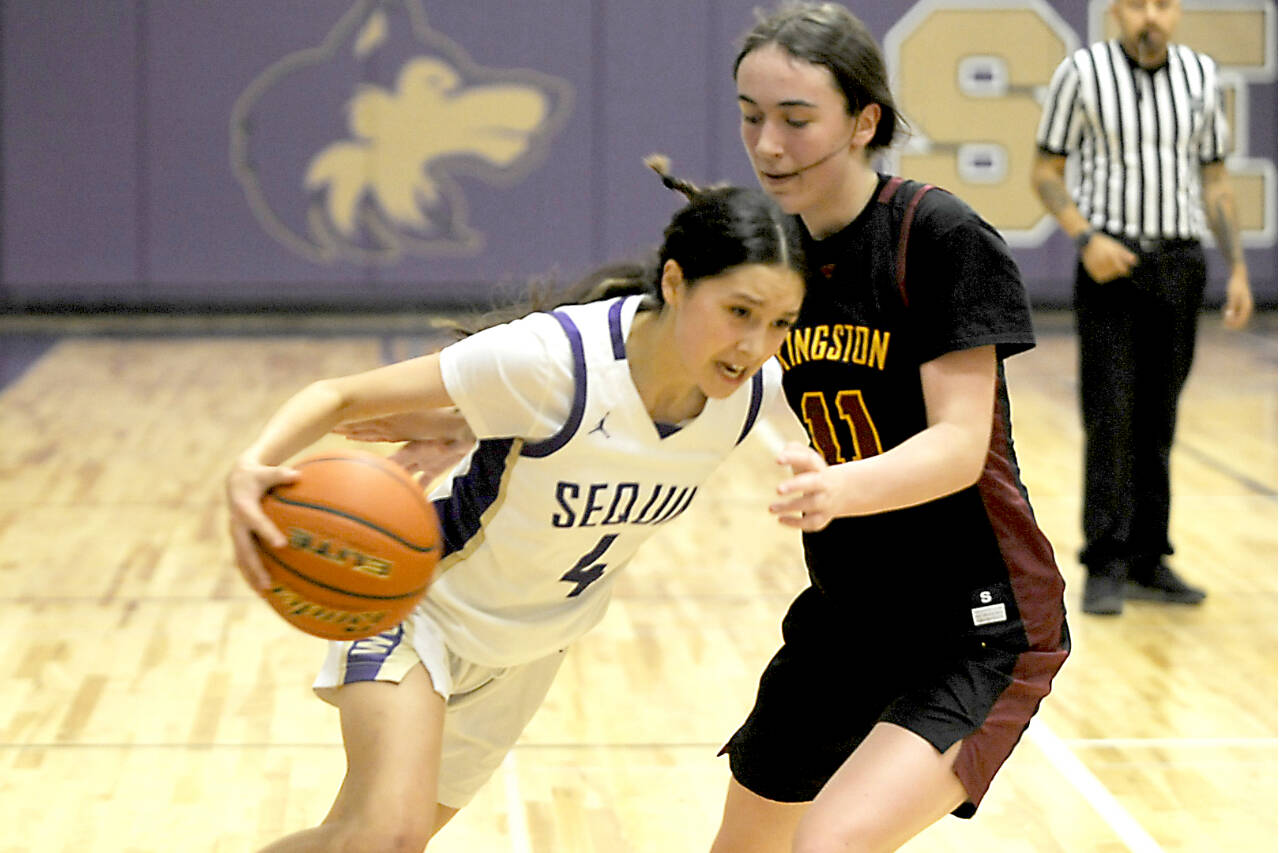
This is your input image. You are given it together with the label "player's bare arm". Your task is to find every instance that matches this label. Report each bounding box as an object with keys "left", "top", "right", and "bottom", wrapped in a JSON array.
[
  {"left": 226, "top": 353, "right": 454, "bottom": 589},
  {"left": 335, "top": 406, "right": 477, "bottom": 484},
  {"left": 1031, "top": 151, "right": 1136, "bottom": 284},
  {"left": 1202, "top": 161, "right": 1254, "bottom": 329},
  {"left": 240, "top": 355, "right": 453, "bottom": 469},
  {"left": 334, "top": 407, "right": 471, "bottom": 443}
]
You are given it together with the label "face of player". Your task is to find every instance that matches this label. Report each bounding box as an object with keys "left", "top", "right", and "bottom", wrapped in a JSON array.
[
  {"left": 663, "top": 261, "right": 803, "bottom": 399},
  {"left": 736, "top": 44, "right": 873, "bottom": 237},
  {"left": 1112, "top": 0, "right": 1181, "bottom": 66}
]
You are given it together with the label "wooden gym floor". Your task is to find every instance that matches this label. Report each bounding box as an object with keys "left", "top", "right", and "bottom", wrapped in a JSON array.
[{"left": 0, "top": 309, "right": 1274, "bottom": 852}]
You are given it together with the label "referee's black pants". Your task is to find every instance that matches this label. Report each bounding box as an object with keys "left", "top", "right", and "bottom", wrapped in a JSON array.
[{"left": 1073, "top": 238, "right": 1206, "bottom": 582}]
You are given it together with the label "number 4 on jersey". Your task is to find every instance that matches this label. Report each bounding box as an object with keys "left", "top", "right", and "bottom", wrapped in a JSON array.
[
  {"left": 560, "top": 534, "right": 619, "bottom": 597},
  {"left": 800, "top": 390, "right": 883, "bottom": 464}
]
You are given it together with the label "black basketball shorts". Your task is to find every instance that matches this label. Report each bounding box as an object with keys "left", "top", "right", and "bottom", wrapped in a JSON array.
[{"left": 719, "top": 618, "right": 1051, "bottom": 818}]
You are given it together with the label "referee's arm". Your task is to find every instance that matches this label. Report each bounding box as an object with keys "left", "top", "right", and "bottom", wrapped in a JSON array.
[
  {"left": 1030, "top": 152, "right": 1136, "bottom": 284},
  {"left": 1201, "top": 161, "right": 1254, "bottom": 329}
]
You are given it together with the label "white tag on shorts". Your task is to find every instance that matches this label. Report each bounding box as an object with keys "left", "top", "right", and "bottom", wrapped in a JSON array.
[{"left": 971, "top": 602, "right": 1007, "bottom": 626}]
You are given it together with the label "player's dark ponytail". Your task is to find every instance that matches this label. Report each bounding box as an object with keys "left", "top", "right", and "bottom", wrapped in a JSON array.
[
  {"left": 582, "top": 153, "right": 807, "bottom": 306},
  {"left": 644, "top": 153, "right": 703, "bottom": 202},
  {"left": 645, "top": 155, "right": 805, "bottom": 301},
  {"left": 451, "top": 156, "right": 805, "bottom": 335}
]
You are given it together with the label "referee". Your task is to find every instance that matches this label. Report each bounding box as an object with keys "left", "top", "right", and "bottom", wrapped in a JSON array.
[{"left": 1031, "top": 0, "right": 1253, "bottom": 616}]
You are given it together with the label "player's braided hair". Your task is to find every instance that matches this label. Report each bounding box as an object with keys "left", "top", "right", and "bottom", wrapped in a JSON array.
[
  {"left": 643, "top": 153, "right": 704, "bottom": 201},
  {"left": 641, "top": 154, "right": 804, "bottom": 296}
]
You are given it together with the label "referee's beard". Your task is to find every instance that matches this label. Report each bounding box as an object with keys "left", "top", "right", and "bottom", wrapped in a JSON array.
[{"left": 1131, "top": 29, "right": 1169, "bottom": 67}]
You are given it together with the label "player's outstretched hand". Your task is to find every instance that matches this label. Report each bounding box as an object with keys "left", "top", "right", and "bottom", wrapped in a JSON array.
[
  {"left": 225, "top": 457, "right": 299, "bottom": 592},
  {"left": 390, "top": 439, "right": 473, "bottom": 483},
  {"left": 770, "top": 442, "right": 842, "bottom": 532}
]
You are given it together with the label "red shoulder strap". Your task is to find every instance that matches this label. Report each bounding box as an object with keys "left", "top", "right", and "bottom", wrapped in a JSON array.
[
  {"left": 895, "top": 184, "right": 933, "bottom": 307},
  {"left": 876, "top": 178, "right": 935, "bottom": 307},
  {"left": 877, "top": 175, "right": 906, "bottom": 203}
]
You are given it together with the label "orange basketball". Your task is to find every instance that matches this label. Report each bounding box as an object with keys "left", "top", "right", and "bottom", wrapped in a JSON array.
[{"left": 254, "top": 449, "right": 443, "bottom": 640}]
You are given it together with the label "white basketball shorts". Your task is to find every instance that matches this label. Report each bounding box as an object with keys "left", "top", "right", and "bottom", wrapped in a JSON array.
[{"left": 314, "top": 611, "right": 566, "bottom": 808}]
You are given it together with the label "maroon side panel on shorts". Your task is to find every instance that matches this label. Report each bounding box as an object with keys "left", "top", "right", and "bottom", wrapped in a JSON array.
[{"left": 953, "top": 380, "right": 1070, "bottom": 812}]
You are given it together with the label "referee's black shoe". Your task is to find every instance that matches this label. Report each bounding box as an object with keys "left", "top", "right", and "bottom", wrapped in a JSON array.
[
  {"left": 1082, "top": 573, "right": 1125, "bottom": 615},
  {"left": 1125, "top": 564, "right": 1206, "bottom": 605}
]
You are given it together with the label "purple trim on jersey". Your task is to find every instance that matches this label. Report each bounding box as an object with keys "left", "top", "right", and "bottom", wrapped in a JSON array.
[
  {"left": 432, "top": 438, "right": 517, "bottom": 557},
  {"left": 522, "top": 310, "right": 587, "bottom": 459},
  {"left": 655, "top": 422, "right": 682, "bottom": 438},
  {"left": 607, "top": 297, "right": 627, "bottom": 360},
  {"left": 342, "top": 624, "right": 406, "bottom": 683},
  {"left": 735, "top": 370, "right": 765, "bottom": 445}
]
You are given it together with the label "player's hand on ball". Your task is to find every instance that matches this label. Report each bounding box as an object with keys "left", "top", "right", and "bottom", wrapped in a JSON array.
[
  {"left": 770, "top": 442, "right": 840, "bottom": 532},
  {"left": 226, "top": 458, "right": 300, "bottom": 592}
]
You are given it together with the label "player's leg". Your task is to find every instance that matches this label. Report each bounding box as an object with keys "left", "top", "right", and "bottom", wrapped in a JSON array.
[
  {"left": 712, "top": 591, "right": 870, "bottom": 853},
  {"left": 259, "top": 663, "right": 446, "bottom": 852},
  {"left": 708, "top": 777, "right": 807, "bottom": 853},
  {"left": 1075, "top": 262, "right": 1141, "bottom": 612},
  {"left": 428, "top": 647, "right": 567, "bottom": 813},
  {"left": 792, "top": 722, "right": 966, "bottom": 853},
  {"left": 1127, "top": 244, "right": 1207, "bottom": 598}
]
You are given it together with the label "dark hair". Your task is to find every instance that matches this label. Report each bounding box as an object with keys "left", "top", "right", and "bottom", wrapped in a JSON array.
[
  {"left": 734, "top": 2, "right": 907, "bottom": 152},
  {"left": 627, "top": 154, "right": 806, "bottom": 303},
  {"left": 453, "top": 157, "right": 805, "bottom": 335}
]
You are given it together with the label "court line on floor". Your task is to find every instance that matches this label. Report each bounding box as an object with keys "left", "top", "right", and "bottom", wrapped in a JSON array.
[
  {"left": 1027, "top": 718, "right": 1164, "bottom": 853},
  {"left": 1177, "top": 443, "right": 1277, "bottom": 497}
]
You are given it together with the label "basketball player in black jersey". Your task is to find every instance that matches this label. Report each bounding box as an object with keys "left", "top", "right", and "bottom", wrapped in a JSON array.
[{"left": 709, "top": 5, "right": 1070, "bottom": 851}]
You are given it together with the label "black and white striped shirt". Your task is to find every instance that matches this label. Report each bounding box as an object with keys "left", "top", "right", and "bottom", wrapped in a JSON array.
[{"left": 1036, "top": 40, "right": 1228, "bottom": 241}]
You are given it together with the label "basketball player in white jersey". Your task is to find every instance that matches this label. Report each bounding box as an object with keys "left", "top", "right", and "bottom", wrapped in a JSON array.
[{"left": 225, "top": 161, "right": 808, "bottom": 852}]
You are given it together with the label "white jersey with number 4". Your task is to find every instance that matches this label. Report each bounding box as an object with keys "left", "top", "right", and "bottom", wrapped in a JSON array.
[{"left": 421, "top": 294, "right": 785, "bottom": 667}]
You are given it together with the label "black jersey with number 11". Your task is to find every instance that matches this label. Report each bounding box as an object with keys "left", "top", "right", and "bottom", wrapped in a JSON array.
[{"left": 778, "top": 174, "right": 1063, "bottom": 652}]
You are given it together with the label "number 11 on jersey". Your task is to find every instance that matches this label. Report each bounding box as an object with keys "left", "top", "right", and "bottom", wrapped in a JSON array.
[{"left": 799, "top": 390, "right": 883, "bottom": 464}]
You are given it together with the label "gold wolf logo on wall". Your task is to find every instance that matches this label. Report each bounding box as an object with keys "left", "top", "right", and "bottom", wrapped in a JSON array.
[{"left": 230, "top": 0, "right": 574, "bottom": 264}]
